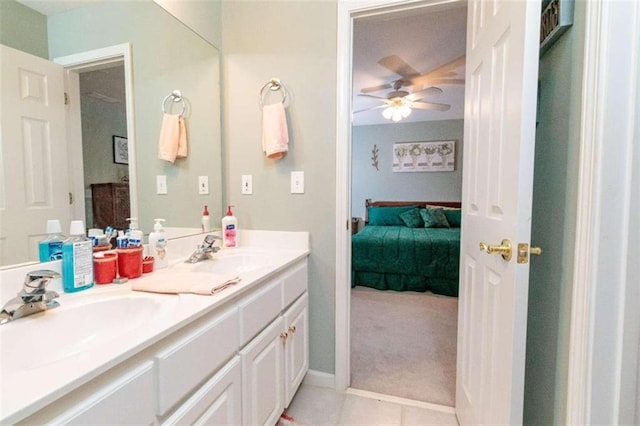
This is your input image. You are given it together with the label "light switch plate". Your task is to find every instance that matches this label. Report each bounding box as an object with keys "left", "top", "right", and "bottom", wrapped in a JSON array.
[
  {"left": 156, "top": 175, "right": 167, "bottom": 194},
  {"left": 242, "top": 175, "right": 253, "bottom": 195},
  {"left": 291, "top": 171, "right": 304, "bottom": 194},
  {"left": 198, "top": 176, "right": 209, "bottom": 195}
]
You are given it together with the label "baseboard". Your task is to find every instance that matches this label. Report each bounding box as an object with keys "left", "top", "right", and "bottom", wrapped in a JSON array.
[{"left": 302, "top": 369, "right": 335, "bottom": 389}]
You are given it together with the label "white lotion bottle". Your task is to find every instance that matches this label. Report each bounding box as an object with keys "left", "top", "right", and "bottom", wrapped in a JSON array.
[
  {"left": 148, "top": 218, "right": 168, "bottom": 268},
  {"left": 222, "top": 205, "right": 238, "bottom": 248}
]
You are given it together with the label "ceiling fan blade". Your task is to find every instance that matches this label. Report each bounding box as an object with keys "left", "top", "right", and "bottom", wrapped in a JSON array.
[
  {"left": 408, "top": 56, "right": 466, "bottom": 85},
  {"left": 360, "top": 83, "right": 393, "bottom": 94},
  {"left": 354, "top": 104, "right": 387, "bottom": 114},
  {"left": 357, "top": 94, "right": 388, "bottom": 100},
  {"left": 411, "top": 101, "right": 451, "bottom": 112},
  {"left": 378, "top": 55, "right": 420, "bottom": 79},
  {"left": 406, "top": 86, "right": 443, "bottom": 101},
  {"left": 412, "top": 77, "right": 465, "bottom": 86}
]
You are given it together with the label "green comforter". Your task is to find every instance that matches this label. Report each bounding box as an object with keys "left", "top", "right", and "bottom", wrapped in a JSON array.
[{"left": 351, "top": 225, "right": 460, "bottom": 297}]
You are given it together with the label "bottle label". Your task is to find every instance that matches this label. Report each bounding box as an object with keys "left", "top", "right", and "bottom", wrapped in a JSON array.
[
  {"left": 49, "top": 241, "right": 63, "bottom": 260},
  {"left": 156, "top": 237, "right": 167, "bottom": 260},
  {"left": 72, "top": 241, "right": 94, "bottom": 288},
  {"left": 224, "top": 225, "right": 236, "bottom": 247}
]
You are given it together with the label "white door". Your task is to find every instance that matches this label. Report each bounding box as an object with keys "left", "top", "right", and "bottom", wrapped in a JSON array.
[
  {"left": 456, "top": 0, "right": 541, "bottom": 424},
  {"left": 0, "top": 44, "right": 71, "bottom": 265}
]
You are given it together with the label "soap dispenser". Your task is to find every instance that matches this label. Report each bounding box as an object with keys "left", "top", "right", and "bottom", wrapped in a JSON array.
[
  {"left": 202, "top": 205, "right": 211, "bottom": 232},
  {"left": 149, "top": 218, "right": 168, "bottom": 269},
  {"left": 222, "top": 205, "right": 238, "bottom": 248}
]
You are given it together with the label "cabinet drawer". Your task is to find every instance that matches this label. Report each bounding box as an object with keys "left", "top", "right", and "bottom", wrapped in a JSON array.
[
  {"left": 282, "top": 262, "right": 307, "bottom": 308},
  {"left": 155, "top": 307, "right": 240, "bottom": 416},
  {"left": 239, "top": 278, "right": 282, "bottom": 346},
  {"left": 162, "top": 356, "right": 242, "bottom": 425},
  {"left": 38, "top": 362, "right": 155, "bottom": 425}
]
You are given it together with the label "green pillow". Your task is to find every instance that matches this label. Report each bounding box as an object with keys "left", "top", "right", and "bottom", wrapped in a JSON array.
[
  {"left": 399, "top": 208, "right": 424, "bottom": 228},
  {"left": 368, "top": 205, "right": 419, "bottom": 226},
  {"left": 419, "top": 208, "right": 450, "bottom": 228},
  {"left": 444, "top": 209, "right": 462, "bottom": 227}
]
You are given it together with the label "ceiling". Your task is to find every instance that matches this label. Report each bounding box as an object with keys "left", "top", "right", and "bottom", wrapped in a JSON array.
[
  {"left": 16, "top": 0, "right": 102, "bottom": 15},
  {"left": 352, "top": 3, "right": 467, "bottom": 126}
]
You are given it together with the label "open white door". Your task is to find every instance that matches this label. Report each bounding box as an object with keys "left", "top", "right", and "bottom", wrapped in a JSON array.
[
  {"left": 0, "top": 45, "right": 71, "bottom": 266},
  {"left": 456, "top": 0, "right": 540, "bottom": 424}
]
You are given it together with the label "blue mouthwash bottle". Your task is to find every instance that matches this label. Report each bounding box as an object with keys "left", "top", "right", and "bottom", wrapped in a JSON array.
[
  {"left": 38, "top": 219, "right": 66, "bottom": 262},
  {"left": 62, "top": 220, "right": 94, "bottom": 293}
]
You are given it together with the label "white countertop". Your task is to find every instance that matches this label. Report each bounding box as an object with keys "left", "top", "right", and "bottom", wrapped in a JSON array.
[{"left": 0, "top": 230, "right": 309, "bottom": 424}]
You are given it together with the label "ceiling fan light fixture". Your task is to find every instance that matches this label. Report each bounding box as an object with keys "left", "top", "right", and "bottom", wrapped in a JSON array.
[
  {"left": 391, "top": 108, "right": 403, "bottom": 122},
  {"left": 382, "top": 107, "right": 394, "bottom": 119}
]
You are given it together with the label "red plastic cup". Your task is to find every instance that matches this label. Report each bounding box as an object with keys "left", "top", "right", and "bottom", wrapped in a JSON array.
[
  {"left": 93, "top": 252, "right": 117, "bottom": 284},
  {"left": 116, "top": 246, "right": 143, "bottom": 279}
]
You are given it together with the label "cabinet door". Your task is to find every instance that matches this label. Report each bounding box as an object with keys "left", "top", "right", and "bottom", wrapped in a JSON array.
[
  {"left": 241, "top": 316, "right": 285, "bottom": 426},
  {"left": 162, "top": 357, "right": 242, "bottom": 426},
  {"left": 284, "top": 293, "right": 309, "bottom": 406}
]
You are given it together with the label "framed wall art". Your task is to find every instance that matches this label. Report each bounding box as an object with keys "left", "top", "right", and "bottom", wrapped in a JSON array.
[
  {"left": 392, "top": 140, "right": 456, "bottom": 172},
  {"left": 112, "top": 135, "right": 128, "bottom": 165}
]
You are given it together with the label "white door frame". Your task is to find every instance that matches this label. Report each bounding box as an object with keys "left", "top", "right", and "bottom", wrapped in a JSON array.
[
  {"left": 53, "top": 43, "right": 138, "bottom": 223},
  {"left": 565, "top": 0, "right": 639, "bottom": 423},
  {"left": 335, "top": 0, "right": 639, "bottom": 421}
]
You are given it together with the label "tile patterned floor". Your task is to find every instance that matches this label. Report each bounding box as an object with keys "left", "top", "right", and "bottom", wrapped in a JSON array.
[{"left": 284, "top": 384, "right": 459, "bottom": 425}]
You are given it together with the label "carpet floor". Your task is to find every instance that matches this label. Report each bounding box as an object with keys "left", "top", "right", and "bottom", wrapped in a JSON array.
[{"left": 350, "top": 287, "right": 458, "bottom": 406}]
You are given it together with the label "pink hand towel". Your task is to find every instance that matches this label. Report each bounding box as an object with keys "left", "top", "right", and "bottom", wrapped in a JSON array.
[
  {"left": 158, "top": 114, "right": 188, "bottom": 163},
  {"left": 262, "top": 103, "right": 289, "bottom": 159}
]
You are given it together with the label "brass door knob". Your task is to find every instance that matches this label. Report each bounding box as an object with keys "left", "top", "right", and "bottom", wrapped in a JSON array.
[
  {"left": 479, "top": 239, "right": 512, "bottom": 261},
  {"left": 280, "top": 332, "right": 288, "bottom": 341},
  {"left": 288, "top": 325, "right": 296, "bottom": 334}
]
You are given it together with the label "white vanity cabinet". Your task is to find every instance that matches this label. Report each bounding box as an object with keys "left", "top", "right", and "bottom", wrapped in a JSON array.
[
  {"left": 241, "top": 267, "right": 309, "bottom": 425},
  {"left": 15, "top": 258, "right": 308, "bottom": 426}
]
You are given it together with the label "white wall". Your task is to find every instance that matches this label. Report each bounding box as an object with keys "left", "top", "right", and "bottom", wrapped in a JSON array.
[
  {"left": 222, "top": 1, "right": 337, "bottom": 374},
  {"left": 351, "top": 119, "right": 463, "bottom": 218}
]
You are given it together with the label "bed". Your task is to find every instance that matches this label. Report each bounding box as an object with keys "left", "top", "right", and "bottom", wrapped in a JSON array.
[{"left": 351, "top": 199, "right": 462, "bottom": 297}]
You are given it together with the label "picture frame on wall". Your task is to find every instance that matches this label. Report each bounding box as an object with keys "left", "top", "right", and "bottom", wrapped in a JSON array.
[
  {"left": 112, "top": 135, "right": 128, "bottom": 165},
  {"left": 392, "top": 140, "right": 456, "bottom": 172}
]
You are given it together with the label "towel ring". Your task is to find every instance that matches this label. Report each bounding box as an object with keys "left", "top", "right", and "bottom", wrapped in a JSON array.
[
  {"left": 162, "top": 90, "right": 186, "bottom": 116},
  {"left": 259, "top": 78, "right": 288, "bottom": 108}
]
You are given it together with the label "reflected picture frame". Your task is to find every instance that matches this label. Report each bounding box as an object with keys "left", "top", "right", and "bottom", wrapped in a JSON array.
[{"left": 112, "top": 135, "right": 128, "bottom": 165}]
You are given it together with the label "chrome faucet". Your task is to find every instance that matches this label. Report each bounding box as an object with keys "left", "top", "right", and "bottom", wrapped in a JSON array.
[
  {"left": 186, "top": 234, "right": 222, "bottom": 263},
  {"left": 0, "top": 270, "right": 61, "bottom": 325}
]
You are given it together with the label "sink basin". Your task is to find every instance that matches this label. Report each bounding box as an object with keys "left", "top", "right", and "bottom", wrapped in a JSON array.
[
  {"left": 172, "top": 249, "right": 274, "bottom": 275},
  {"left": 190, "top": 252, "right": 273, "bottom": 274},
  {"left": 0, "top": 293, "right": 176, "bottom": 371}
]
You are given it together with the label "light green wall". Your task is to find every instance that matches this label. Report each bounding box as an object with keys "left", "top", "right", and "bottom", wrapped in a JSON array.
[
  {"left": 0, "top": 0, "right": 48, "bottom": 58},
  {"left": 352, "top": 120, "right": 464, "bottom": 218},
  {"left": 47, "top": 1, "right": 222, "bottom": 233},
  {"left": 153, "top": 0, "right": 222, "bottom": 48},
  {"left": 222, "top": 0, "right": 337, "bottom": 374},
  {"left": 524, "top": 2, "right": 585, "bottom": 423},
  {"left": 80, "top": 95, "right": 128, "bottom": 227}
]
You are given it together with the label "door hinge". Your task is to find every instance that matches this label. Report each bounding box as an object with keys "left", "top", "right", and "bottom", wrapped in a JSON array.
[
  {"left": 68, "top": 192, "right": 73, "bottom": 204},
  {"left": 64, "top": 92, "right": 70, "bottom": 105},
  {"left": 346, "top": 219, "right": 349, "bottom": 230}
]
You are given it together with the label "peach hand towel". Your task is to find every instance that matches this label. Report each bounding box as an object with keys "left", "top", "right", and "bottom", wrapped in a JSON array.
[
  {"left": 131, "top": 270, "right": 241, "bottom": 295},
  {"left": 262, "top": 103, "right": 289, "bottom": 159},
  {"left": 158, "top": 114, "right": 188, "bottom": 163}
]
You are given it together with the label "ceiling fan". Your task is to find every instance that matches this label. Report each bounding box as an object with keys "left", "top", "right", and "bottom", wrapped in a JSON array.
[{"left": 355, "top": 55, "right": 465, "bottom": 120}]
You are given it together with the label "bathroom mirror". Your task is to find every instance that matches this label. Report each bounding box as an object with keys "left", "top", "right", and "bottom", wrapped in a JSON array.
[{"left": 0, "top": 0, "right": 222, "bottom": 267}]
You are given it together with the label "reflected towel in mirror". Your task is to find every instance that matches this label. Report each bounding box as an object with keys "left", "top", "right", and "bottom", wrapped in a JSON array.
[
  {"left": 158, "top": 113, "right": 188, "bottom": 163},
  {"left": 262, "top": 103, "right": 289, "bottom": 159}
]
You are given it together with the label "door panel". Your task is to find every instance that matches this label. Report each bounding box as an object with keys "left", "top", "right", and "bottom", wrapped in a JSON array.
[
  {"left": 456, "top": 0, "right": 541, "bottom": 424},
  {"left": 0, "top": 45, "right": 71, "bottom": 265}
]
